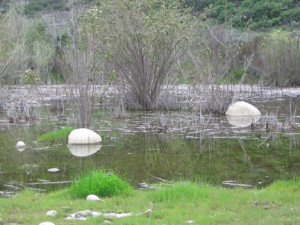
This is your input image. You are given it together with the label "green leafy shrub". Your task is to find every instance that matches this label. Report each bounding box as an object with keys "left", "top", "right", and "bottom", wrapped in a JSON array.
[
  {"left": 194, "top": 0, "right": 300, "bottom": 30},
  {"left": 24, "top": 0, "right": 69, "bottom": 16},
  {"left": 69, "top": 170, "right": 133, "bottom": 198},
  {"left": 51, "top": 72, "right": 64, "bottom": 83},
  {"left": 37, "top": 126, "right": 75, "bottom": 144}
]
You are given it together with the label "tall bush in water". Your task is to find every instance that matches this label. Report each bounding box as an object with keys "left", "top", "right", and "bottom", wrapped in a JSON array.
[
  {"left": 97, "top": 0, "right": 195, "bottom": 109},
  {"left": 58, "top": 6, "right": 112, "bottom": 127}
]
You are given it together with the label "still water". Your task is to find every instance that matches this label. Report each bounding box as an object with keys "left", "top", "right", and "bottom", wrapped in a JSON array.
[{"left": 0, "top": 97, "right": 300, "bottom": 193}]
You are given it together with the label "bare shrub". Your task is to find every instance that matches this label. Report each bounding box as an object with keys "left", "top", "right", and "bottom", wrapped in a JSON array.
[
  {"left": 187, "top": 25, "right": 256, "bottom": 84},
  {"left": 97, "top": 0, "right": 195, "bottom": 110},
  {"left": 0, "top": 6, "right": 29, "bottom": 84},
  {"left": 185, "top": 25, "right": 257, "bottom": 115},
  {"left": 58, "top": 6, "right": 113, "bottom": 128},
  {"left": 203, "top": 85, "right": 233, "bottom": 115}
]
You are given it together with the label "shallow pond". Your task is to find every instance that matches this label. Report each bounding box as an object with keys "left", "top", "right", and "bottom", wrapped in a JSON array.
[{"left": 0, "top": 95, "right": 300, "bottom": 193}]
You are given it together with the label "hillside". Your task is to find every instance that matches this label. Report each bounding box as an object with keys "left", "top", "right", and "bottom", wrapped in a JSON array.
[
  {"left": 0, "top": 0, "right": 299, "bottom": 89},
  {"left": 1, "top": 0, "right": 299, "bottom": 30}
]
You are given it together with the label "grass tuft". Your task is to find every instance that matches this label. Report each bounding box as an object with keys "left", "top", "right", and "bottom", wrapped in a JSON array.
[
  {"left": 149, "top": 182, "right": 211, "bottom": 203},
  {"left": 37, "top": 126, "right": 75, "bottom": 144},
  {"left": 267, "top": 178, "right": 300, "bottom": 192},
  {"left": 69, "top": 170, "right": 134, "bottom": 198}
]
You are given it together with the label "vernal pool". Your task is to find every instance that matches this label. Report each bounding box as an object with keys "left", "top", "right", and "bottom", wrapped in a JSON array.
[{"left": 0, "top": 95, "right": 300, "bottom": 194}]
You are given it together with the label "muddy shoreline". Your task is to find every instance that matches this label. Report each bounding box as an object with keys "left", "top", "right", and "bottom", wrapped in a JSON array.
[{"left": 0, "top": 84, "right": 299, "bottom": 109}]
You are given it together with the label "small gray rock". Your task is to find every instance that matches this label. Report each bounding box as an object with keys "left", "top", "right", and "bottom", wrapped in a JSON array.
[
  {"left": 46, "top": 210, "right": 57, "bottom": 217},
  {"left": 75, "top": 210, "right": 92, "bottom": 217}
]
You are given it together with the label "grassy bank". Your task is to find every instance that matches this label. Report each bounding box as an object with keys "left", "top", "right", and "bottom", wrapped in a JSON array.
[{"left": 0, "top": 180, "right": 299, "bottom": 224}]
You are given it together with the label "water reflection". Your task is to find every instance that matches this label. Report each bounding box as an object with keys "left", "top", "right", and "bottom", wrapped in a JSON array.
[
  {"left": 226, "top": 115, "right": 261, "bottom": 127},
  {"left": 16, "top": 146, "right": 26, "bottom": 152},
  {"left": 68, "top": 144, "right": 102, "bottom": 157}
]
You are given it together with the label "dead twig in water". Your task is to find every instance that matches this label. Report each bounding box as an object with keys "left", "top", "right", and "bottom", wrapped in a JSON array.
[
  {"left": 148, "top": 174, "right": 167, "bottom": 182},
  {"left": 24, "top": 181, "right": 73, "bottom": 186},
  {"left": 257, "top": 132, "right": 276, "bottom": 148}
]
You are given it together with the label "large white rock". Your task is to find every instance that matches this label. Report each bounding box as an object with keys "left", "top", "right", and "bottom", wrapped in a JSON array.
[
  {"left": 68, "top": 145, "right": 102, "bottom": 157},
  {"left": 225, "top": 101, "right": 261, "bottom": 117},
  {"left": 68, "top": 128, "right": 102, "bottom": 145}
]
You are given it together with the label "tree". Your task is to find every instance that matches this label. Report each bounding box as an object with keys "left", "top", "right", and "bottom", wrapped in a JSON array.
[
  {"left": 0, "top": 6, "right": 28, "bottom": 84},
  {"left": 97, "top": 0, "right": 195, "bottom": 109},
  {"left": 25, "top": 19, "right": 56, "bottom": 83},
  {"left": 58, "top": 6, "right": 110, "bottom": 127}
]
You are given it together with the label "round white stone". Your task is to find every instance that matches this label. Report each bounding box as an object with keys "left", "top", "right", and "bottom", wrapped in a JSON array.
[
  {"left": 68, "top": 128, "right": 102, "bottom": 145},
  {"left": 46, "top": 210, "right": 57, "bottom": 217},
  {"left": 39, "top": 222, "right": 55, "bottom": 225},
  {"left": 225, "top": 101, "right": 261, "bottom": 117},
  {"left": 16, "top": 141, "right": 26, "bottom": 148},
  {"left": 86, "top": 194, "right": 100, "bottom": 201}
]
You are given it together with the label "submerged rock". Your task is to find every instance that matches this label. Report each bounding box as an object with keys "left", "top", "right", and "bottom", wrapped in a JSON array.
[
  {"left": 68, "top": 128, "right": 102, "bottom": 145},
  {"left": 225, "top": 101, "right": 261, "bottom": 117},
  {"left": 226, "top": 115, "right": 261, "bottom": 127},
  {"left": 68, "top": 145, "right": 102, "bottom": 157}
]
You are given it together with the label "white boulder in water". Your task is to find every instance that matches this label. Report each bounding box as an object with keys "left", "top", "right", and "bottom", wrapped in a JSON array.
[
  {"left": 225, "top": 101, "right": 261, "bottom": 117},
  {"left": 16, "top": 141, "right": 26, "bottom": 148},
  {"left": 225, "top": 101, "right": 261, "bottom": 127},
  {"left": 68, "top": 128, "right": 102, "bottom": 145}
]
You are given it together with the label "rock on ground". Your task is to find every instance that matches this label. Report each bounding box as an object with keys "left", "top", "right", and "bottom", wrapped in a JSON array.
[
  {"left": 86, "top": 194, "right": 105, "bottom": 202},
  {"left": 39, "top": 222, "right": 55, "bottom": 225},
  {"left": 46, "top": 210, "right": 57, "bottom": 217}
]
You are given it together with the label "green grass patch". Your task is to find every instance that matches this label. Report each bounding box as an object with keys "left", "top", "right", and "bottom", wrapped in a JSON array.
[
  {"left": 69, "top": 170, "right": 134, "bottom": 198},
  {"left": 37, "top": 126, "right": 75, "bottom": 144},
  {"left": 0, "top": 179, "right": 300, "bottom": 224}
]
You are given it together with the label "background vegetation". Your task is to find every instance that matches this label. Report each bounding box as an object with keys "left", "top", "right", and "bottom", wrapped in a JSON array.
[{"left": 0, "top": 0, "right": 299, "bottom": 114}]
